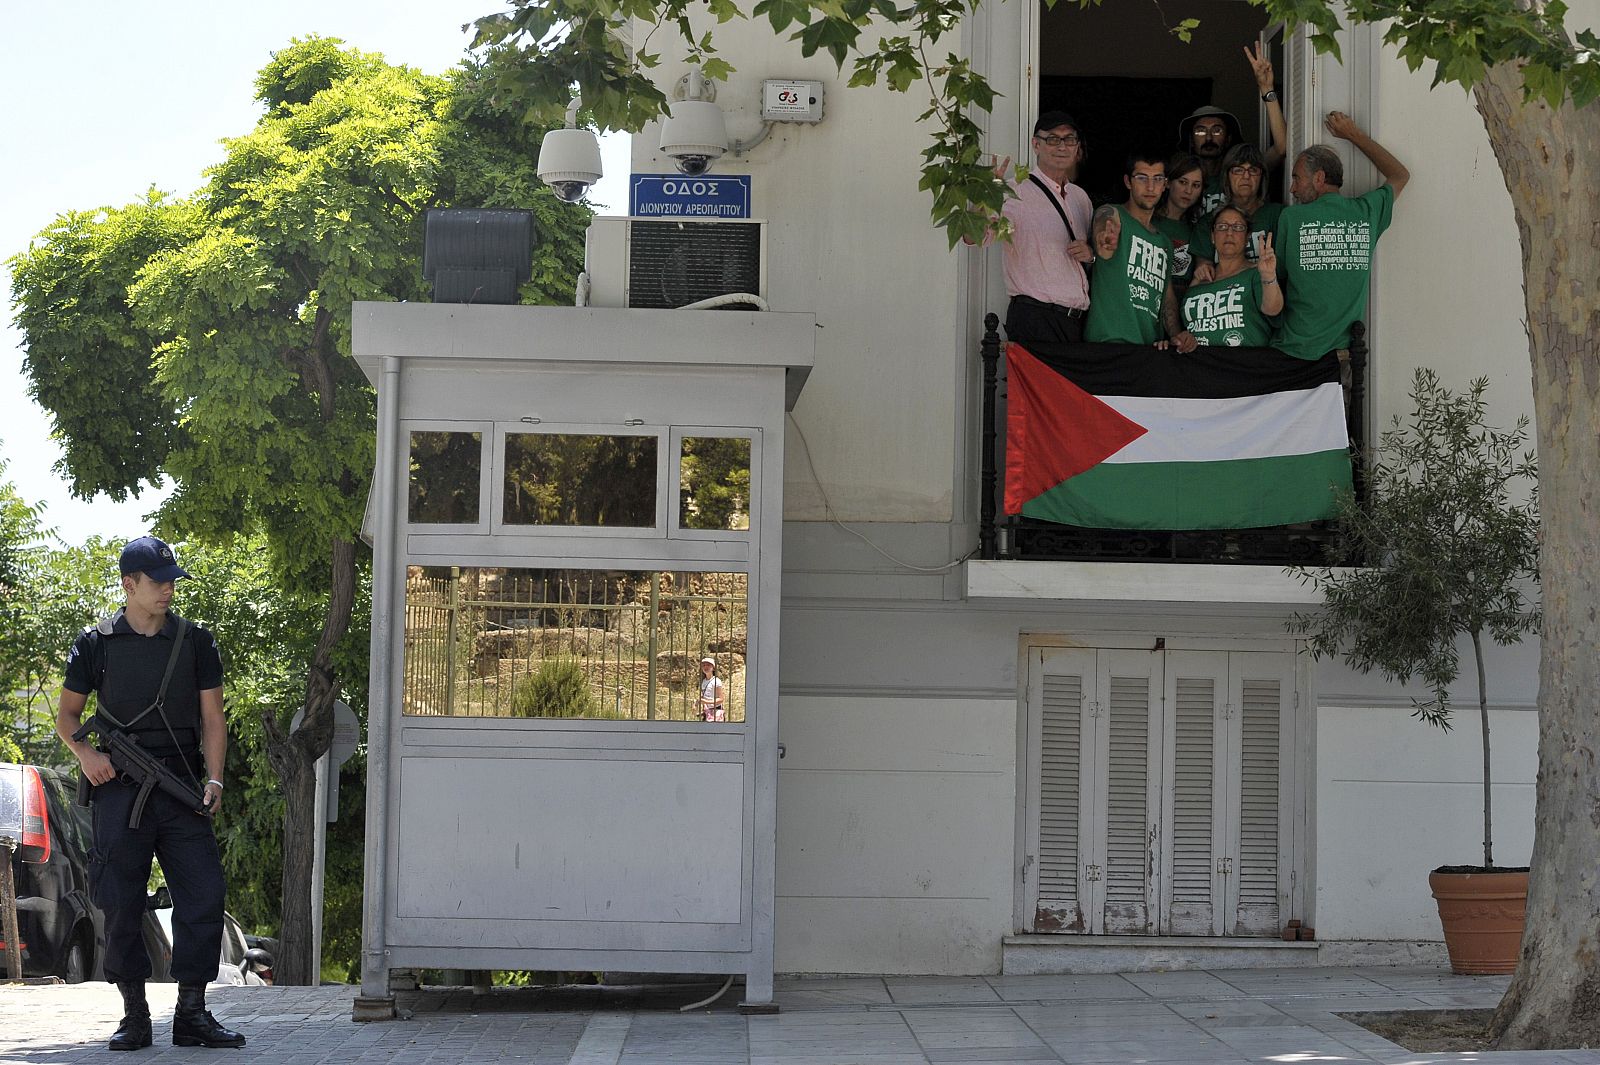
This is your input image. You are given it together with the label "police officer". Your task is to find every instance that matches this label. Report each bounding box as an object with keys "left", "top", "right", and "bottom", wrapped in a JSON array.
[{"left": 56, "top": 536, "right": 245, "bottom": 1051}]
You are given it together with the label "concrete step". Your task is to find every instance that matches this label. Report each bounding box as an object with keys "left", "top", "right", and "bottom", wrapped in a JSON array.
[{"left": 1002, "top": 935, "right": 1447, "bottom": 974}]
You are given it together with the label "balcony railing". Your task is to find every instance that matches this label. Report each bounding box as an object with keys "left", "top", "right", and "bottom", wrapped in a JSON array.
[{"left": 977, "top": 314, "right": 1367, "bottom": 565}]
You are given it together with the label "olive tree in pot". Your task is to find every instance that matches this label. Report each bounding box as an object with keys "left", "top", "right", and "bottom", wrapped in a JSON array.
[{"left": 1292, "top": 368, "right": 1539, "bottom": 975}]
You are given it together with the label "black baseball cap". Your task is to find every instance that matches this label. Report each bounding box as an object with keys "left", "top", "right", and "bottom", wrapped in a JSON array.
[
  {"left": 1033, "top": 111, "right": 1081, "bottom": 136},
  {"left": 119, "top": 536, "right": 192, "bottom": 582}
]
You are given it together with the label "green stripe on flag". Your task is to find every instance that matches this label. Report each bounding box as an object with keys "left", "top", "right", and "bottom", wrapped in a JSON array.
[{"left": 1020, "top": 449, "right": 1353, "bottom": 530}]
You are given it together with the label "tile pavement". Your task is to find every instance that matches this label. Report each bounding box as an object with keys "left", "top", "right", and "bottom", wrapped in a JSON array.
[{"left": 2, "top": 967, "right": 1597, "bottom": 1065}]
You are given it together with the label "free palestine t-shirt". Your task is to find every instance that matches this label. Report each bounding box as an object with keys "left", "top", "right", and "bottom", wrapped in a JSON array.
[
  {"left": 1191, "top": 202, "right": 1284, "bottom": 264},
  {"left": 1085, "top": 207, "right": 1173, "bottom": 346},
  {"left": 1155, "top": 214, "right": 1197, "bottom": 287},
  {"left": 1182, "top": 270, "right": 1273, "bottom": 347}
]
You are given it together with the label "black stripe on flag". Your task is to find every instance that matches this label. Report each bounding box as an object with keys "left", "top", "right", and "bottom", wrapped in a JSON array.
[{"left": 1012, "top": 342, "right": 1341, "bottom": 399}]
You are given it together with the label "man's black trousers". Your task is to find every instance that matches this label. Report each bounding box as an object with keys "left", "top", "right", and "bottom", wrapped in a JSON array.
[
  {"left": 1006, "top": 294, "right": 1086, "bottom": 345},
  {"left": 89, "top": 777, "right": 224, "bottom": 985}
]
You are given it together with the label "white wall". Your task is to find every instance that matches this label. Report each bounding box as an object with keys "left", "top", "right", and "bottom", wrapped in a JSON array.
[
  {"left": 1315, "top": 705, "right": 1538, "bottom": 940},
  {"left": 631, "top": 26, "right": 964, "bottom": 524},
  {"left": 775, "top": 695, "right": 1016, "bottom": 974},
  {"left": 619, "top": 2, "right": 1567, "bottom": 975},
  {"left": 1369, "top": 52, "right": 1537, "bottom": 434}
]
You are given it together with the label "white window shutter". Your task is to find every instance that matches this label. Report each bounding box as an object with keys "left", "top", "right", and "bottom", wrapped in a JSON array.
[
  {"left": 1036, "top": 669, "right": 1088, "bottom": 932},
  {"left": 1231, "top": 662, "right": 1291, "bottom": 936},
  {"left": 1101, "top": 658, "right": 1159, "bottom": 935},
  {"left": 1163, "top": 654, "right": 1225, "bottom": 935}
]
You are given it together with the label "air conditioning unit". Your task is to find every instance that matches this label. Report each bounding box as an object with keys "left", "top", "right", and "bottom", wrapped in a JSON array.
[{"left": 584, "top": 217, "right": 767, "bottom": 309}]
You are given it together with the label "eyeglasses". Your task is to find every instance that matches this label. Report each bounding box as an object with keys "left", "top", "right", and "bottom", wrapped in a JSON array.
[
  {"left": 1035, "top": 133, "right": 1080, "bottom": 147},
  {"left": 1129, "top": 173, "right": 1167, "bottom": 185},
  {"left": 1193, "top": 127, "right": 1229, "bottom": 139},
  {"left": 1213, "top": 222, "right": 1249, "bottom": 233},
  {"left": 1228, "top": 165, "right": 1264, "bottom": 177}
]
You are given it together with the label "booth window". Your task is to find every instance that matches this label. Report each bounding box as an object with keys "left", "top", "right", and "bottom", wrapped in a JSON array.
[
  {"left": 403, "top": 566, "right": 748, "bottom": 721},
  {"left": 680, "top": 437, "right": 752, "bottom": 531},
  {"left": 503, "top": 432, "right": 657, "bottom": 527},
  {"left": 409, "top": 430, "right": 482, "bottom": 524}
]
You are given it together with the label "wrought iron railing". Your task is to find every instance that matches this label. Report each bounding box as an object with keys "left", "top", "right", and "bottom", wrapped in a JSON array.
[{"left": 977, "top": 314, "right": 1367, "bottom": 565}]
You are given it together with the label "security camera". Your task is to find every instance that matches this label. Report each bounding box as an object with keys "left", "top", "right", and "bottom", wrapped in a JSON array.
[
  {"left": 537, "top": 127, "right": 603, "bottom": 203},
  {"left": 659, "top": 100, "right": 728, "bottom": 176}
]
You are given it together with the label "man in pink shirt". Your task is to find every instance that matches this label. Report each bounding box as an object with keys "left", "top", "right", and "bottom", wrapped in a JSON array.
[{"left": 984, "top": 111, "right": 1096, "bottom": 344}]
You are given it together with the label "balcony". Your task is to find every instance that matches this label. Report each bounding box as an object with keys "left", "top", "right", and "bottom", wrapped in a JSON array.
[{"left": 975, "top": 314, "right": 1368, "bottom": 567}]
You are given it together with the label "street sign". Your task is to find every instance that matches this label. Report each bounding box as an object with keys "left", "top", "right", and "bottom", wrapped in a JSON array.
[
  {"left": 630, "top": 174, "right": 752, "bottom": 218},
  {"left": 290, "top": 700, "right": 361, "bottom": 821}
]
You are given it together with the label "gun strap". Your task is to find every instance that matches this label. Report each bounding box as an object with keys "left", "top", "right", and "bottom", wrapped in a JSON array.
[{"left": 101, "top": 616, "right": 190, "bottom": 731}]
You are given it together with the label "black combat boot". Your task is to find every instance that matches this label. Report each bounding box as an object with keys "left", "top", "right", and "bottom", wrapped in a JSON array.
[
  {"left": 109, "top": 981, "right": 153, "bottom": 1051},
  {"left": 171, "top": 984, "right": 246, "bottom": 1048}
]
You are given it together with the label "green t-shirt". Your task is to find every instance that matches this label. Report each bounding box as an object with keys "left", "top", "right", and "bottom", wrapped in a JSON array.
[
  {"left": 1181, "top": 270, "right": 1273, "bottom": 348},
  {"left": 1154, "top": 215, "right": 1197, "bottom": 286},
  {"left": 1191, "top": 202, "right": 1284, "bottom": 264},
  {"left": 1198, "top": 172, "right": 1229, "bottom": 216},
  {"left": 1272, "top": 186, "right": 1395, "bottom": 359},
  {"left": 1085, "top": 207, "right": 1174, "bottom": 346}
]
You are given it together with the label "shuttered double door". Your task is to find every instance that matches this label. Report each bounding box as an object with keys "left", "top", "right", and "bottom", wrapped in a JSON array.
[{"left": 1023, "top": 647, "right": 1296, "bottom": 937}]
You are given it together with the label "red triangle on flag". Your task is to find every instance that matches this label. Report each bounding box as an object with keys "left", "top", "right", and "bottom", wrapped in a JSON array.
[{"left": 1005, "top": 342, "right": 1147, "bottom": 514}]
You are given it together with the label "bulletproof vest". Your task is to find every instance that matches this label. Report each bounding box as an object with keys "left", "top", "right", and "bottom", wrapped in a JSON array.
[{"left": 97, "top": 614, "right": 202, "bottom": 754}]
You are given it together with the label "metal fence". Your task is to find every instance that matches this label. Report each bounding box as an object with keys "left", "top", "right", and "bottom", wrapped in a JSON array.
[{"left": 403, "top": 567, "right": 747, "bottom": 721}]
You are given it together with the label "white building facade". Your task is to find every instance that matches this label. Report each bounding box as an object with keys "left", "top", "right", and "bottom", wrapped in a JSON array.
[{"left": 595, "top": 0, "right": 1568, "bottom": 978}]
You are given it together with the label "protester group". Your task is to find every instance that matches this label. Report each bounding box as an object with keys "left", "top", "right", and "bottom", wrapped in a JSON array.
[{"left": 988, "top": 43, "right": 1409, "bottom": 363}]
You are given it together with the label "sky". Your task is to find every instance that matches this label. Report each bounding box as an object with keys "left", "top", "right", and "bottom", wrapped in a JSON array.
[{"left": 0, "top": 0, "right": 627, "bottom": 546}]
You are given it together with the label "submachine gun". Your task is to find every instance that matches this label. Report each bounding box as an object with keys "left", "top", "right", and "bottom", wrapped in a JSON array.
[{"left": 74, "top": 715, "right": 212, "bottom": 828}]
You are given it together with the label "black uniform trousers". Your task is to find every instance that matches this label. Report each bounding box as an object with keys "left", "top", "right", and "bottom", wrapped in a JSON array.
[{"left": 89, "top": 769, "right": 224, "bottom": 986}]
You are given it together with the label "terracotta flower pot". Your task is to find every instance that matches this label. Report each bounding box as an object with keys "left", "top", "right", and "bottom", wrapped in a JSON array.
[{"left": 1428, "top": 868, "right": 1529, "bottom": 975}]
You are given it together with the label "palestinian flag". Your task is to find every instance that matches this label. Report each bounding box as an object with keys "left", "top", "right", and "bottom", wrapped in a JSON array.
[{"left": 1005, "top": 341, "right": 1352, "bottom": 529}]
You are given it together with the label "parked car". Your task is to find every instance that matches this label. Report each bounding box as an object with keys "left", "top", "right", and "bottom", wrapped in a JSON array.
[
  {"left": 1, "top": 762, "right": 103, "bottom": 981},
  {"left": 146, "top": 888, "right": 274, "bottom": 986}
]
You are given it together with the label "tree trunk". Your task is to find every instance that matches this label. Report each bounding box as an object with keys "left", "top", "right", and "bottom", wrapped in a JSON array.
[
  {"left": 262, "top": 536, "right": 358, "bottom": 985},
  {"left": 1470, "top": 627, "right": 1492, "bottom": 869},
  {"left": 1475, "top": 63, "right": 1600, "bottom": 1049}
]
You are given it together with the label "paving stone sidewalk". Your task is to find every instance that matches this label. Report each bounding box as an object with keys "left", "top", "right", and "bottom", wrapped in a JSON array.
[{"left": 2, "top": 967, "right": 1595, "bottom": 1065}]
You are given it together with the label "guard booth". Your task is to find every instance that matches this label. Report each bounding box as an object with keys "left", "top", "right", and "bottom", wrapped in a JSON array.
[{"left": 351, "top": 302, "right": 812, "bottom": 1014}]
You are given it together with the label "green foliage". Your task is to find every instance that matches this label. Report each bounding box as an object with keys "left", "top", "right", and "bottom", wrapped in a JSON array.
[
  {"left": 1281, "top": 0, "right": 1600, "bottom": 109},
  {"left": 164, "top": 534, "right": 373, "bottom": 975},
  {"left": 511, "top": 658, "right": 602, "bottom": 717},
  {"left": 7, "top": 37, "right": 575, "bottom": 979},
  {"left": 8, "top": 35, "right": 590, "bottom": 591},
  {"left": 0, "top": 535, "right": 123, "bottom": 766},
  {"left": 1290, "top": 369, "right": 1540, "bottom": 726},
  {"left": 468, "top": 0, "right": 1600, "bottom": 244},
  {"left": 0, "top": 455, "right": 45, "bottom": 762},
  {"left": 680, "top": 437, "right": 751, "bottom": 530},
  {"left": 8, "top": 194, "right": 202, "bottom": 501}
]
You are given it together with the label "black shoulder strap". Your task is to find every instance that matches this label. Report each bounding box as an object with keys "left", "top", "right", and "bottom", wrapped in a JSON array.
[
  {"left": 99, "top": 616, "right": 190, "bottom": 731},
  {"left": 1027, "top": 173, "right": 1080, "bottom": 242}
]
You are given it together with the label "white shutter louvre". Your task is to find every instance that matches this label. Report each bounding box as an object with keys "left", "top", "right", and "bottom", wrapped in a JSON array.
[
  {"left": 1235, "top": 676, "right": 1283, "bottom": 934},
  {"left": 1169, "top": 677, "right": 1216, "bottom": 912},
  {"left": 1036, "top": 673, "right": 1087, "bottom": 932},
  {"left": 1103, "top": 675, "right": 1153, "bottom": 933}
]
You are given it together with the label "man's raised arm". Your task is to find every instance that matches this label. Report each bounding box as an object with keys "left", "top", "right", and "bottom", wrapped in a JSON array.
[{"left": 1325, "top": 110, "right": 1410, "bottom": 200}]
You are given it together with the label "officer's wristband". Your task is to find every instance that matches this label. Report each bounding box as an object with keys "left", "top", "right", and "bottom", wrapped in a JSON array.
[{"left": 206, "top": 778, "right": 224, "bottom": 790}]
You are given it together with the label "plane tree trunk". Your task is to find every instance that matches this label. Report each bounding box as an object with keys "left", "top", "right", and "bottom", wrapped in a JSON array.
[
  {"left": 1475, "top": 60, "right": 1600, "bottom": 1049},
  {"left": 261, "top": 536, "right": 357, "bottom": 986}
]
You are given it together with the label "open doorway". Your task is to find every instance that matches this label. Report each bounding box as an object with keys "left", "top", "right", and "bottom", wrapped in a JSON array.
[{"left": 1038, "top": 0, "right": 1284, "bottom": 205}]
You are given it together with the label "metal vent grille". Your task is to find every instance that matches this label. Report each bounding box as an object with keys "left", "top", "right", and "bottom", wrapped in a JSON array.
[{"left": 627, "top": 221, "right": 763, "bottom": 309}]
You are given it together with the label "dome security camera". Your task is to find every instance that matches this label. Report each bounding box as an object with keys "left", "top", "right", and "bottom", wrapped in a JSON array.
[
  {"left": 659, "top": 100, "right": 728, "bottom": 177},
  {"left": 537, "top": 127, "right": 603, "bottom": 203}
]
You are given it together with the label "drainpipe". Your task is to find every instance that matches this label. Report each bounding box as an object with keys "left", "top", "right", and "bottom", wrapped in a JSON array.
[{"left": 355, "top": 355, "right": 401, "bottom": 1020}]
